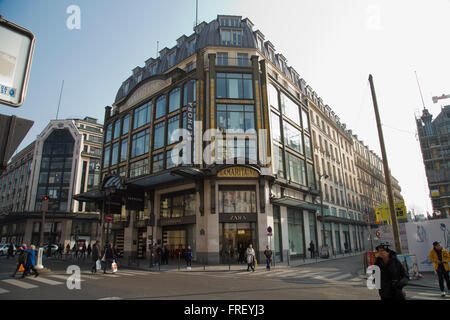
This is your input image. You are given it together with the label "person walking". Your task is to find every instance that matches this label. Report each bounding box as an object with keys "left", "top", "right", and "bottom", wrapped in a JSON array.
[
  {"left": 102, "top": 243, "right": 115, "bottom": 274},
  {"left": 11, "top": 246, "right": 27, "bottom": 278},
  {"left": 308, "top": 241, "right": 315, "bottom": 259},
  {"left": 238, "top": 244, "right": 245, "bottom": 264},
  {"left": 185, "top": 245, "right": 193, "bottom": 269},
  {"left": 162, "top": 245, "right": 169, "bottom": 265},
  {"left": 21, "top": 244, "right": 39, "bottom": 278},
  {"left": 81, "top": 243, "right": 87, "bottom": 260},
  {"left": 7, "top": 242, "right": 14, "bottom": 259},
  {"left": 156, "top": 245, "right": 163, "bottom": 266},
  {"left": 374, "top": 243, "right": 408, "bottom": 301},
  {"left": 246, "top": 244, "right": 256, "bottom": 272},
  {"left": 113, "top": 245, "right": 121, "bottom": 267},
  {"left": 429, "top": 241, "right": 450, "bottom": 297},
  {"left": 91, "top": 240, "right": 101, "bottom": 274},
  {"left": 264, "top": 245, "right": 273, "bottom": 271},
  {"left": 87, "top": 243, "right": 92, "bottom": 258}
]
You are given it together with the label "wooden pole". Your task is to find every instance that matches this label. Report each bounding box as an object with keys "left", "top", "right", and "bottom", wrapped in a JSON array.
[{"left": 368, "top": 74, "right": 402, "bottom": 254}]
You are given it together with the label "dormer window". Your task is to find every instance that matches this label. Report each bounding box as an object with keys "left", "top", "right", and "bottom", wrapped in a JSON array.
[
  {"left": 124, "top": 82, "right": 130, "bottom": 94},
  {"left": 137, "top": 73, "right": 143, "bottom": 83},
  {"left": 168, "top": 52, "right": 176, "bottom": 68},
  {"left": 220, "top": 29, "right": 243, "bottom": 46},
  {"left": 188, "top": 39, "right": 196, "bottom": 56},
  {"left": 219, "top": 17, "right": 240, "bottom": 27},
  {"left": 151, "top": 63, "right": 158, "bottom": 75}
]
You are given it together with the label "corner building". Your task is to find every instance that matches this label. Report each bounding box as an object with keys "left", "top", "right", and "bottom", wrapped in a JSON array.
[{"left": 79, "top": 15, "right": 350, "bottom": 264}]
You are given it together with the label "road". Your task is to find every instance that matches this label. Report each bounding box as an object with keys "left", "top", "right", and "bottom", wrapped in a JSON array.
[{"left": 0, "top": 254, "right": 446, "bottom": 301}]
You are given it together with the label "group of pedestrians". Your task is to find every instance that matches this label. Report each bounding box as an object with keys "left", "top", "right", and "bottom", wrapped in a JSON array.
[
  {"left": 90, "top": 241, "right": 121, "bottom": 274},
  {"left": 10, "top": 244, "right": 39, "bottom": 279}
]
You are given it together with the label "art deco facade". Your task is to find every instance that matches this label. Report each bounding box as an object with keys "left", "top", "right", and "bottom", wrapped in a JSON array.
[{"left": 0, "top": 117, "right": 103, "bottom": 246}]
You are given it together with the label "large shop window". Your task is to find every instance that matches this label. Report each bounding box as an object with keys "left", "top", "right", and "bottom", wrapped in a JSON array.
[
  {"left": 280, "top": 93, "right": 301, "bottom": 124},
  {"left": 153, "top": 122, "right": 165, "bottom": 150},
  {"left": 216, "top": 73, "right": 253, "bottom": 100},
  {"left": 269, "top": 83, "right": 279, "bottom": 110},
  {"left": 304, "top": 135, "right": 312, "bottom": 159},
  {"left": 160, "top": 191, "right": 196, "bottom": 218},
  {"left": 271, "top": 112, "right": 281, "bottom": 142},
  {"left": 183, "top": 80, "right": 196, "bottom": 106},
  {"left": 283, "top": 121, "right": 304, "bottom": 154},
  {"left": 131, "top": 129, "right": 150, "bottom": 158},
  {"left": 273, "top": 145, "right": 285, "bottom": 178},
  {"left": 133, "top": 102, "right": 152, "bottom": 130},
  {"left": 287, "top": 208, "right": 305, "bottom": 256},
  {"left": 217, "top": 104, "right": 255, "bottom": 133},
  {"left": 167, "top": 115, "right": 180, "bottom": 145},
  {"left": 301, "top": 109, "right": 310, "bottom": 132},
  {"left": 306, "top": 162, "right": 316, "bottom": 189},
  {"left": 129, "top": 159, "right": 149, "bottom": 178},
  {"left": 286, "top": 152, "right": 306, "bottom": 186},
  {"left": 219, "top": 187, "right": 256, "bottom": 214},
  {"left": 309, "top": 211, "right": 318, "bottom": 249},
  {"left": 152, "top": 153, "right": 164, "bottom": 173},
  {"left": 169, "top": 88, "right": 181, "bottom": 113}
]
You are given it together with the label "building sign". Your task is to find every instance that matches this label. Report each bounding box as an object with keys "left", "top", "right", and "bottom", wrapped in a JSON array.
[
  {"left": 159, "top": 215, "right": 196, "bottom": 227},
  {"left": 125, "top": 189, "right": 145, "bottom": 211},
  {"left": 186, "top": 102, "right": 195, "bottom": 137},
  {"left": 375, "top": 200, "right": 407, "bottom": 224},
  {"left": 217, "top": 166, "right": 259, "bottom": 178},
  {"left": 119, "top": 78, "right": 172, "bottom": 112},
  {"left": 219, "top": 213, "right": 257, "bottom": 223}
]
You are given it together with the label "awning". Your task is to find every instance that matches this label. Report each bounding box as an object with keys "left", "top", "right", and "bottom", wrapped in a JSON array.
[
  {"left": 271, "top": 196, "right": 321, "bottom": 212},
  {"left": 128, "top": 167, "right": 204, "bottom": 187},
  {"left": 73, "top": 189, "right": 105, "bottom": 202},
  {"left": 317, "top": 215, "right": 367, "bottom": 226}
]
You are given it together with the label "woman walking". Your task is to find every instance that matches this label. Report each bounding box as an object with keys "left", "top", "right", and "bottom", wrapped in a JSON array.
[
  {"left": 91, "top": 240, "right": 101, "bottom": 273},
  {"left": 246, "top": 244, "right": 256, "bottom": 272},
  {"left": 21, "top": 244, "right": 39, "bottom": 278}
]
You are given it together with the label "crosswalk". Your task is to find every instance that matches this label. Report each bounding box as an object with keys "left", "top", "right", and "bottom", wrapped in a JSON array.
[
  {"left": 170, "top": 267, "right": 364, "bottom": 284},
  {"left": 0, "top": 269, "right": 155, "bottom": 296},
  {"left": 405, "top": 287, "right": 450, "bottom": 300}
]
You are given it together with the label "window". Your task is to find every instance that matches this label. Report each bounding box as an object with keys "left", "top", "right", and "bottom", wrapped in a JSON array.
[
  {"left": 103, "top": 145, "right": 110, "bottom": 168},
  {"left": 217, "top": 104, "right": 255, "bottom": 133},
  {"left": 188, "top": 39, "right": 196, "bottom": 55},
  {"left": 155, "top": 96, "right": 166, "bottom": 119},
  {"left": 160, "top": 191, "right": 196, "bottom": 218},
  {"left": 111, "top": 142, "right": 119, "bottom": 166},
  {"left": 216, "top": 73, "right": 253, "bottom": 99},
  {"left": 301, "top": 109, "right": 309, "bottom": 132},
  {"left": 133, "top": 102, "right": 151, "bottom": 130},
  {"left": 283, "top": 121, "right": 303, "bottom": 154},
  {"left": 131, "top": 129, "right": 150, "bottom": 158},
  {"left": 113, "top": 120, "right": 120, "bottom": 140},
  {"left": 167, "top": 115, "right": 180, "bottom": 145},
  {"left": 220, "top": 29, "right": 243, "bottom": 46},
  {"left": 287, "top": 152, "right": 306, "bottom": 185},
  {"left": 183, "top": 80, "right": 196, "bottom": 106},
  {"left": 168, "top": 52, "right": 176, "bottom": 68},
  {"left": 288, "top": 208, "right": 305, "bottom": 256},
  {"left": 219, "top": 188, "right": 256, "bottom": 213},
  {"left": 268, "top": 83, "right": 279, "bottom": 109},
  {"left": 152, "top": 153, "right": 164, "bottom": 173},
  {"left": 304, "top": 135, "right": 312, "bottom": 159},
  {"left": 273, "top": 146, "right": 285, "bottom": 178},
  {"left": 169, "top": 88, "right": 181, "bottom": 113},
  {"left": 129, "top": 159, "right": 149, "bottom": 178},
  {"left": 122, "top": 114, "right": 130, "bottom": 135},
  {"left": 166, "top": 149, "right": 178, "bottom": 169},
  {"left": 217, "top": 53, "right": 228, "bottom": 66},
  {"left": 153, "top": 121, "right": 165, "bottom": 150},
  {"left": 120, "top": 139, "right": 128, "bottom": 162},
  {"left": 306, "top": 162, "right": 316, "bottom": 189},
  {"left": 271, "top": 112, "right": 281, "bottom": 142},
  {"left": 280, "top": 93, "right": 300, "bottom": 124},
  {"left": 237, "top": 53, "right": 249, "bottom": 66},
  {"left": 105, "top": 123, "right": 112, "bottom": 143}
]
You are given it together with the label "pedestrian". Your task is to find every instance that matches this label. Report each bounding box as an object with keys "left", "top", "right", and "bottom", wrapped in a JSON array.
[
  {"left": 238, "top": 244, "right": 245, "bottom": 264},
  {"left": 246, "top": 244, "right": 256, "bottom": 272},
  {"left": 429, "top": 241, "right": 450, "bottom": 297},
  {"left": 91, "top": 240, "right": 101, "bottom": 274},
  {"left": 185, "top": 245, "right": 193, "bottom": 269},
  {"left": 264, "top": 245, "right": 273, "bottom": 270},
  {"left": 308, "top": 241, "right": 315, "bottom": 259},
  {"left": 82, "top": 243, "right": 87, "bottom": 260},
  {"left": 113, "top": 245, "right": 121, "bottom": 267},
  {"left": 156, "top": 245, "right": 163, "bottom": 265},
  {"left": 102, "top": 243, "right": 114, "bottom": 274},
  {"left": 72, "top": 244, "right": 77, "bottom": 259},
  {"left": 6, "top": 242, "right": 15, "bottom": 259},
  {"left": 21, "top": 244, "right": 39, "bottom": 278},
  {"left": 162, "top": 245, "right": 169, "bottom": 265},
  {"left": 87, "top": 243, "right": 92, "bottom": 258},
  {"left": 56, "top": 243, "right": 63, "bottom": 259},
  {"left": 374, "top": 243, "right": 408, "bottom": 301},
  {"left": 11, "top": 246, "right": 27, "bottom": 278},
  {"left": 66, "top": 243, "right": 71, "bottom": 255}
]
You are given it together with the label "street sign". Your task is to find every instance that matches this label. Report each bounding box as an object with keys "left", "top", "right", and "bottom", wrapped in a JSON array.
[
  {"left": 0, "top": 16, "right": 35, "bottom": 107},
  {"left": 375, "top": 230, "right": 381, "bottom": 239},
  {"left": 106, "top": 214, "right": 113, "bottom": 222},
  {"left": 0, "top": 114, "right": 34, "bottom": 173}
]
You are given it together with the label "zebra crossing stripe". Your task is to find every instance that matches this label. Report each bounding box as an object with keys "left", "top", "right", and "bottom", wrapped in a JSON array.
[
  {"left": 48, "top": 275, "right": 86, "bottom": 281},
  {"left": 0, "top": 288, "right": 10, "bottom": 294},
  {"left": 29, "top": 277, "right": 64, "bottom": 286},
  {"left": 286, "top": 272, "right": 324, "bottom": 279},
  {"left": 327, "top": 273, "right": 353, "bottom": 281},
  {"left": 2, "top": 279, "right": 38, "bottom": 289},
  {"left": 408, "top": 296, "right": 442, "bottom": 300}
]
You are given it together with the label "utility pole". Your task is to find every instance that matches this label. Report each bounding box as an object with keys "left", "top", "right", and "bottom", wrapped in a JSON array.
[{"left": 368, "top": 74, "right": 402, "bottom": 254}]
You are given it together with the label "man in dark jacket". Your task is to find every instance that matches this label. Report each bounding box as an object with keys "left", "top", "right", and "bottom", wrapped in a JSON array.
[
  {"left": 103, "top": 243, "right": 115, "bottom": 274},
  {"left": 264, "top": 245, "right": 273, "bottom": 270},
  {"left": 374, "top": 243, "right": 408, "bottom": 301},
  {"left": 11, "top": 246, "right": 26, "bottom": 277},
  {"left": 91, "top": 240, "right": 101, "bottom": 273}
]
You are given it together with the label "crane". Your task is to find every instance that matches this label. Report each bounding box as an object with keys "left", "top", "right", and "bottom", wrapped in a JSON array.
[{"left": 432, "top": 94, "right": 450, "bottom": 103}]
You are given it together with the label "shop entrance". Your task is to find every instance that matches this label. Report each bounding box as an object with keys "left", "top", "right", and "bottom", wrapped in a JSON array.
[
  {"left": 220, "top": 223, "right": 256, "bottom": 264},
  {"left": 162, "top": 225, "right": 196, "bottom": 261}
]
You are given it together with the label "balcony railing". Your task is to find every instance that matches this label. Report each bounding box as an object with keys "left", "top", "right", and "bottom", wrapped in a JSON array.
[{"left": 216, "top": 57, "right": 252, "bottom": 67}]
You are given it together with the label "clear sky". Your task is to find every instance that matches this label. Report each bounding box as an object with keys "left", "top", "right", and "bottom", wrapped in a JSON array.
[{"left": 1, "top": 0, "right": 449, "bottom": 215}]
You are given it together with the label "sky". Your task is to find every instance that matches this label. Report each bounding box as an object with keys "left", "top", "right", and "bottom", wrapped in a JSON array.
[{"left": 1, "top": 0, "right": 449, "bottom": 216}]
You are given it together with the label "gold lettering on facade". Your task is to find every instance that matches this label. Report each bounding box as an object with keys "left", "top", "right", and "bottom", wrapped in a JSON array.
[{"left": 217, "top": 166, "right": 259, "bottom": 178}]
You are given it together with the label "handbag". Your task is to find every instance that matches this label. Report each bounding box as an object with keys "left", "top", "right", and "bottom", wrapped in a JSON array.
[
  {"left": 96, "top": 259, "right": 102, "bottom": 270},
  {"left": 18, "top": 264, "right": 24, "bottom": 272},
  {"left": 101, "top": 253, "right": 106, "bottom": 262},
  {"left": 112, "top": 260, "right": 118, "bottom": 273}
]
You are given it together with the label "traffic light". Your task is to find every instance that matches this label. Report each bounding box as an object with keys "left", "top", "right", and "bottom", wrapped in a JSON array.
[
  {"left": 43, "top": 195, "right": 49, "bottom": 201},
  {"left": 42, "top": 195, "right": 49, "bottom": 211}
]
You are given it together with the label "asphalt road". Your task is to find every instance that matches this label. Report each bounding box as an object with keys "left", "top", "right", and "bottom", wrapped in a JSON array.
[{"left": 0, "top": 254, "right": 382, "bottom": 300}]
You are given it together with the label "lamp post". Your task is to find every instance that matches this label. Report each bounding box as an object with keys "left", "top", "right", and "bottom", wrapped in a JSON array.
[{"left": 318, "top": 174, "right": 329, "bottom": 258}]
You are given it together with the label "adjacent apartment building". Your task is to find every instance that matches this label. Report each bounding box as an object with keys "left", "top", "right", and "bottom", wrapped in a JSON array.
[{"left": 0, "top": 117, "right": 103, "bottom": 246}]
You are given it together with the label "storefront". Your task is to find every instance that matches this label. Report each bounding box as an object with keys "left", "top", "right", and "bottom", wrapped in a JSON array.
[
  {"left": 342, "top": 224, "right": 351, "bottom": 252},
  {"left": 287, "top": 208, "right": 306, "bottom": 258}
]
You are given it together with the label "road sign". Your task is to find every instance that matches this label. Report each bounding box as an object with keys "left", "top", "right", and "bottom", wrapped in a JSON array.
[
  {"left": 0, "top": 16, "right": 35, "bottom": 107},
  {"left": 106, "top": 214, "right": 113, "bottom": 222},
  {"left": 375, "top": 230, "right": 381, "bottom": 239}
]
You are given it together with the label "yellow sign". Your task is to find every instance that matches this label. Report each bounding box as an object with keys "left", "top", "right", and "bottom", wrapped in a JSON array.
[
  {"left": 217, "top": 166, "right": 259, "bottom": 178},
  {"left": 119, "top": 78, "right": 172, "bottom": 112},
  {"left": 375, "top": 200, "right": 407, "bottom": 224}
]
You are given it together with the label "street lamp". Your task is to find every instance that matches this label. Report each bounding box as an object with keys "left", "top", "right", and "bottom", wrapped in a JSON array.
[{"left": 318, "top": 173, "right": 329, "bottom": 258}]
